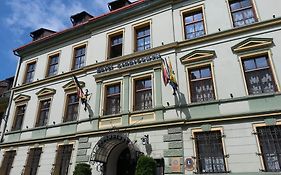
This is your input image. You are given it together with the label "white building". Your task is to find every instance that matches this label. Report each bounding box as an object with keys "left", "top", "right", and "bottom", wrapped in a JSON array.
[{"left": 1, "top": 0, "right": 281, "bottom": 174}]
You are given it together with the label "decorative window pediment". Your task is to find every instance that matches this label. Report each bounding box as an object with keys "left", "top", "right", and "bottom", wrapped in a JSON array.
[
  {"left": 63, "top": 79, "right": 85, "bottom": 91},
  {"left": 36, "top": 88, "right": 56, "bottom": 97},
  {"left": 13, "top": 94, "right": 31, "bottom": 103},
  {"left": 180, "top": 50, "right": 216, "bottom": 64},
  {"left": 231, "top": 38, "right": 273, "bottom": 53}
]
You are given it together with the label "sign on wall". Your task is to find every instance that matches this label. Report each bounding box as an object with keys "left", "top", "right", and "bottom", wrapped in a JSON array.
[{"left": 171, "top": 157, "right": 181, "bottom": 172}]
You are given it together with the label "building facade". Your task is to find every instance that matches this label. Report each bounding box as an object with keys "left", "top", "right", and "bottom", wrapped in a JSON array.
[
  {"left": 0, "top": 0, "right": 281, "bottom": 174},
  {"left": 0, "top": 77, "right": 14, "bottom": 132}
]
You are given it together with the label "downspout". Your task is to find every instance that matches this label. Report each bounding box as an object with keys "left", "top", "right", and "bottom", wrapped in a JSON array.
[{"left": 0, "top": 51, "right": 21, "bottom": 143}]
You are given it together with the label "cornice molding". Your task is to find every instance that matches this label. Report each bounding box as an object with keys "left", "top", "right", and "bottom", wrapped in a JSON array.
[
  {"left": 231, "top": 37, "right": 273, "bottom": 53},
  {"left": 13, "top": 94, "right": 31, "bottom": 103},
  {"left": 36, "top": 88, "right": 56, "bottom": 97},
  {"left": 180, "top": 50, "right": 216, "bottom": 64}
]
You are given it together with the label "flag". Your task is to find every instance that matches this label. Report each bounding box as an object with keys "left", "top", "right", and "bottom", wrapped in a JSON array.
[
  {"left": 168, "top": 58, "right": 178, "bottom": 86},
  {"left": 73, "top": 75, "right": 86, "bottom": 103},
  {"left": 162, "top": 60, "right": 169, "bottom": 86},
  {"left": 167, "top": 58, "right": 178, "bottom": 95}
]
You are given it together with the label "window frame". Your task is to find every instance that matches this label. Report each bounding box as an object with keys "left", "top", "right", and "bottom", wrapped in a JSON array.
[
  {"left": 133, "top": 20, "right": 152, "bottom": 52},
  {"left": 186, "top": 63, "right": 217, "bottom": 103},
  {"left": 71, "top": 43, "right": 87, "bottom": 70},
  {"left": 107, "top": 29, "right": 124, "bottom": 59},
  {"left": 103, "top": 81, "right": 122, "bottom": 116},
  {"left": 35, "top": 98, "right": 52, "bottom": 127},
  {"left": 253, "top": 121, "right": 281, "bottom": 172},
  {"left": 227, "top": 0, "right": 259, "bottom": 28},
  {"left": 63, "top": 92, "right": 80, "bottom": 122},
  {"left": 192, "top": 127, "right": 229, "bottom": 174},
  {"left": 23, "top": 147, "right": 42, "bottom": 175},
  {"left": 239, "top": 51, "right": 280, "bottom": 95},
  {"left": 53, "top": 144, "right": 74, "bottom": 175},
  {"left": 23, "top": 60, "right": 37, "bottom": 84},
  {"left": 0, "top": 150, "right": 16, "bottom": 174},
  {"left": 132, "top": 75, "right": 153, "bottom": 111},
  {"left": 45, "top": 52, "right": 60, "bottom": 77},
  {"left": 11, "top": 103, "right": 27, "bottom": 131},
  {"left": 181, "top": 5, "right": 207, "bottom": 40}
]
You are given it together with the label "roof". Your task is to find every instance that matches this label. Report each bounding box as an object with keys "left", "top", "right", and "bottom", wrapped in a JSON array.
[{"left": 14, "top": 0, "right": 146, "bottom": 55}]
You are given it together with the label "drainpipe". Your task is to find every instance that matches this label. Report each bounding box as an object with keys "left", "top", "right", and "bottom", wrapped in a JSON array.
[{"left": 0, "top": 51, "right": 21, "bottom": 143}]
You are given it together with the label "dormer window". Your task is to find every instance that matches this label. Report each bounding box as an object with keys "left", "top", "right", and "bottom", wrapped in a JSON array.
[
  {"left": 30, "top": 28, "right": 56, "bottom": 41},
  {"left": 108, "top": 0, "right": 132, "bottom": 11},
  {"left": 70, "top": 11, "right": 93, "bottom": 26}
]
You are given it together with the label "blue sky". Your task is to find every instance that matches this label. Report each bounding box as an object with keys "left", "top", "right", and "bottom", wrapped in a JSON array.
[{"left": 0, "top": 0, "right": 123, "bottom": 80}]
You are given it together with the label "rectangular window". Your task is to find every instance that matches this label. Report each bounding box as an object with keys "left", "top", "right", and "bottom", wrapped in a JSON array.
[
  {"left": 229, "top": 0, "right": 257, "bottom": 27},
  {"left": 25, "top": 62, "right": 36, "bottom": 83},
  {"left": 256, "top": 125, "right": 281, "bottom": 172},
  {"left": 183, "top": 9, "right": 205, "bottom": 40},
  {"left": 194, "top": 131, "right": 227, "bottom": 173},
  {"left": 135, "top": 25, "right": 150, "bottom": 52},
  {"left": 11, "top": 104, "right": 26, "bottom": 131},
  {"left": 0, "top": 150, "right": 16, "bottom": 175},
  {"left": 73, "top": 45, "right": 86, "bottom": 70},
  {"left": 24, "top": 148, "right": 42, "bottom": 175},
  {"left": 134, "top": 77, "right": 152, "bottom": 111},
  {"left": 104, "top": 83, "right": 120, "bottom": 115},
  {"left": 47, "top": 54, "right": 59, "bottom": 77},
  {"left": 36, "top": 99, "right": 51, "bottom": 127},
  {"left": 242, "top": 54, "right": 277, "bottom": 95},
  {"left": 109, "top": 33, "right": 123, "bottom": 59},
  {"left": 64, "top": 94, "right": 79, "bottom": 122},
  {"left": 189, "top": 66, "right": 215, "bottom": 102},
  {"left": 53, "top": 145, "right": 73, "bottom": 175}
]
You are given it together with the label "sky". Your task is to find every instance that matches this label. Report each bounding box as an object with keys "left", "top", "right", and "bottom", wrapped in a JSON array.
[{"left": 0, "top": 0, "right": 125, "bottom": 80}]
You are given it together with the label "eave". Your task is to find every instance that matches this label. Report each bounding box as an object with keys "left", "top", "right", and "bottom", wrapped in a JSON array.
[{"left": 13, "top": 0, "right": 173, "bottom": 58}]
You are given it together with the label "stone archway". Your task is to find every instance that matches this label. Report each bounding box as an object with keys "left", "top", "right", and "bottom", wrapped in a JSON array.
[{"left": 90, "top": 133, "right": 141, "bottom": 175}]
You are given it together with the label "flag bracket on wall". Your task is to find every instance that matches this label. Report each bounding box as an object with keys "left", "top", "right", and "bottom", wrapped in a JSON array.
[{"left": 73, "top": 75, "right": 89, "bottom": 111}]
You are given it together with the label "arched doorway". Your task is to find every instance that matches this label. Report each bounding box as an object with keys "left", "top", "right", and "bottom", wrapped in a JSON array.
[{"left": 90, "top": 133, "right": 141, "bottom": 175}]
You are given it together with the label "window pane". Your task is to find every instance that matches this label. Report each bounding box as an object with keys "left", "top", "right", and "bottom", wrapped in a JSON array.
[
  {"left": 105, "top": 84, "right": 121, "bottom": 115},
  {"left": 134, "top": 78, "right": 152, "bottom": 111},
  {"left": 195, "top": 131, "right": 226, "bottom": 173},
  {"left": 257, "top": 126, "right": 281, "bottom": 172},
  {"left": 241, "top": 0, "right": 251, "bottom": 7},
  {"left": 54, "top": 145, "right": 73, "bottom": 175},
  {"left": 194, "top": 13, "right": 203, "bottom": 21},
  {"left": 230, "top": 2, "right": 241, "bottom": 11},
  {"left": 243, "top": 59, "right": 256, "bottom": 70},
  {"left": 230, "top": 0, "right": 256, "bottom": 27},
  {"left": 256, "top": 57, "right": 268, "bottom": 68},
  {"left": 65, "top": 94, "right": 79, "bottom": 122},
  {"left": 185, "top": 16, "right": 193, "bottom": 24},
  {"left": 201, "top": 67, "right": 211, "bottom": 78},
  {"left": 73, "top": 46, "right": 86, "bottom": 69},
  {"left": 190, "top": 70, "right": 201, "bottom": 80},
  {"left": 189, "top": 66, "right": 215, "bottom": 102},
  {"left": 0, "top": 151, "right": 16, "bottom": 175}
]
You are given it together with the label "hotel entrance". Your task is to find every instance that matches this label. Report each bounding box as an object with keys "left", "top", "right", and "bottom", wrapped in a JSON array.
[{"left": 90, "top": 133, "right": 141, "bottom": 175}]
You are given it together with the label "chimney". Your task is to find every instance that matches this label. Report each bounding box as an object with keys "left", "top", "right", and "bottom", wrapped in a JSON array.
[
  {"left": 70, "top": 11, "right": 93, "bottom": 26},
  {"left": 30, "top": 28, "right": 56, "bottom": 41},
  {"left": 108, "top": 0, "right": 132, "bottom": 11}
]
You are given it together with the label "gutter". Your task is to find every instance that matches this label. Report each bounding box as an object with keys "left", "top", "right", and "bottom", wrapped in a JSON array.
[{"left": 0, "top": 51, "right": 21, "bottom": 143}]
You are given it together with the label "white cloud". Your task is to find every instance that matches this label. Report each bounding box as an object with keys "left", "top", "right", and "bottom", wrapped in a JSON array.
[{"left": 5, "top": 0, "right": 115, "bottom": 34}]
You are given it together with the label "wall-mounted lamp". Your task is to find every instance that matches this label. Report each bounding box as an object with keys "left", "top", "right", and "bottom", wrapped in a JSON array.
[
  {"left": 26, "top": 126, "right": 28, "bottom": 129},
  {"left": 141, "top": 135, "right": 149, "bottom": 145},
  {"left": 53, "top": 121, "right": 56, "bottom": 125}
]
